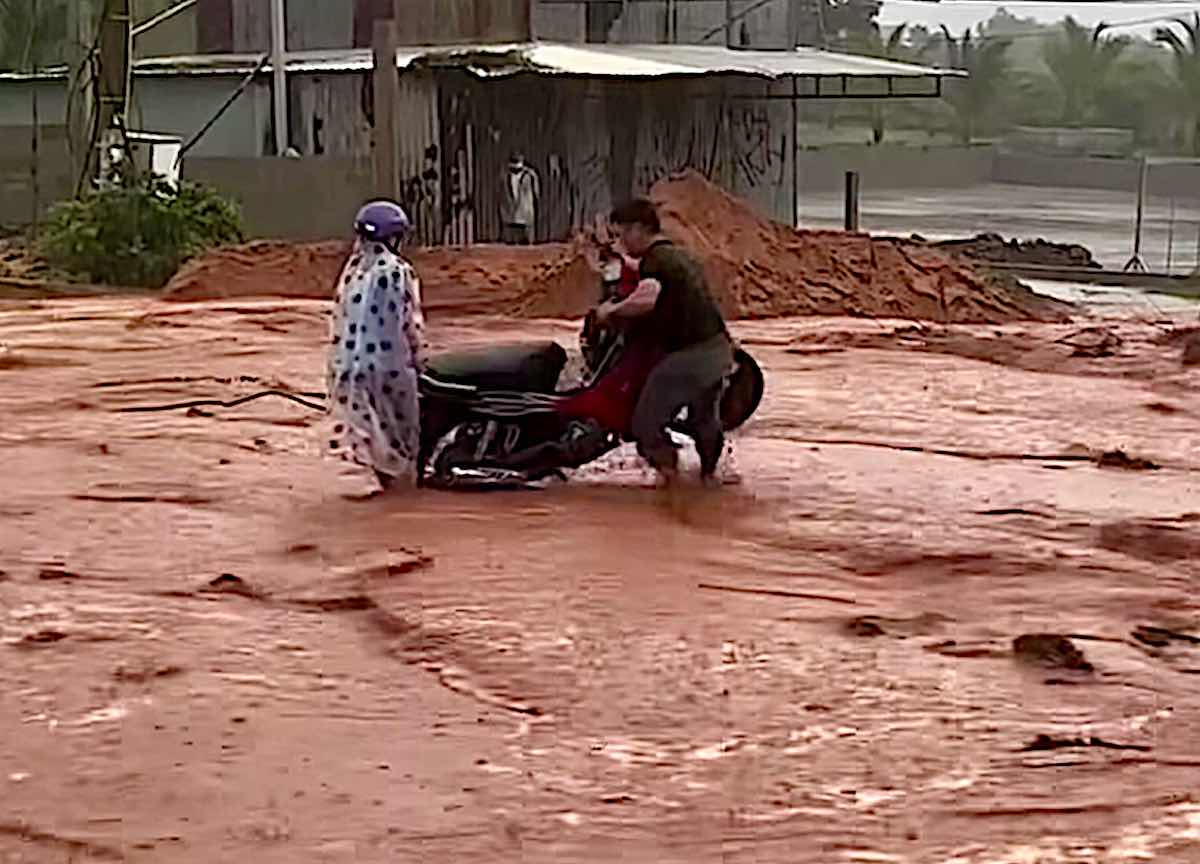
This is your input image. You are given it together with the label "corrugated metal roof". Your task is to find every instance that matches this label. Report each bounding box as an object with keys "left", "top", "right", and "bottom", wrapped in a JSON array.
[{"left": 1, "top": 41, "right": 960, "bottom": 82}]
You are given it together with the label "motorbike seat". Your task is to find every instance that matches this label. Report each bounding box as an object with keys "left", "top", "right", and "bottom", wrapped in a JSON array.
[{"left": 423, "top": 341, "right": 568, "bottom": 393}]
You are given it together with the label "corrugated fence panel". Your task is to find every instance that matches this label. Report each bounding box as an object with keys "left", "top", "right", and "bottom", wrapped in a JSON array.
[
  {"left": 293, "top": 73, "right": 372, "bottom": 158},
  {"left": 560, "top": 78, "right": 612, "bottom": 232},
  {"left": 394, "top": 70, "right": 442, "bottom": 246},
  {"left": 463, "top": 73, "right": 613, "bottom": 242},
  {"left": 438, "top": 75, "right": 476, "bottom": 244},
  {"left": 632, "top": 79, "right": 728, "bottom": 196},
  {"left": 727, "top": 78, "right": 793, "bottom": 223}
]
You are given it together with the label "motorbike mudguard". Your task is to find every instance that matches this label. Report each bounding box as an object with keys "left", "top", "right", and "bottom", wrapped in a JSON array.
[{"left": 721, "top": 348, "right": 765, "bottom": 432}]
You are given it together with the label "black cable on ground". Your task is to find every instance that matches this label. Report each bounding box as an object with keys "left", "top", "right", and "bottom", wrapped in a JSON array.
[{"left": 117, "top": 390, "right": 328, "bottom": 414}]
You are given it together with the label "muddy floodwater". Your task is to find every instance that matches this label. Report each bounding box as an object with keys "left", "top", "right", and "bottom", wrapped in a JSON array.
[
  {"left": 1, "top": 296, "right": 1199, "bottom": 863},
  {"left": 800, "top": 184, "right": 1200, "bottom": 276}
]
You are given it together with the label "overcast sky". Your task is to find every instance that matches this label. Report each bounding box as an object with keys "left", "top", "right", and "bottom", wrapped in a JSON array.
[{"left": 877, "top": 1, "right": 1200, "bottom": 39}]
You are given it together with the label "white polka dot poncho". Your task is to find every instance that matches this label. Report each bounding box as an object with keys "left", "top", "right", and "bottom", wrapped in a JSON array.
[{"left": 323, "top": 239, "right": 427, "bottom": 485}]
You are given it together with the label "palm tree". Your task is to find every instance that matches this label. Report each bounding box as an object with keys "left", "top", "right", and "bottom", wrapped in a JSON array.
[
  {"left": 873, "top": 24, "right": 909, "bottom": 143},
  {"left": 0, "top": 0, "right": 57, "bottom": 72},
  {"left": 1042, "top": 18, "right": 1129, "bottom": 126},
  {"left": 1154, "top": 12, "right": 1200, "bottom": 156},
  {"left": 850, "top": 23, "right": 910, "bottom": 143},
  {"left": 934, "top": 27, "right": 1013, "bottom": 144}
]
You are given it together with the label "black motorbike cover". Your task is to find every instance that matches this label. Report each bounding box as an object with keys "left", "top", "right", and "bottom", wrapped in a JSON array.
[{"left": 424, "top": 342, "right": 567, "bottom": 393}]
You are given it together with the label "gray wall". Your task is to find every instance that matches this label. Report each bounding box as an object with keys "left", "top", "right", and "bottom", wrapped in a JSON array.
[
  {"left": 0, "top": 81, "right": 69, "bottom": 130},
  {"left": 0, "top": 76, "right": 269, "bottom": 158},
  {"left": 0, "top": 125, "right": 73, "bottom": 229},
  {"left": 611, "top": 0, "right": 793, "bottom": 47},
  {"left": 798, "top": 144, "right": 995, "bottom": 192},
  {"left": 994, "top": 152, "right": 1200, "bottom": 201},
  {"left": 183, "top": 156, "right": 374, "bottom": 240},
  {"left": 533, "top": 0, "right": 585, "bottom": 40},
  {"left": 129, "top": 77, "right": 270, "bottom": 157}
]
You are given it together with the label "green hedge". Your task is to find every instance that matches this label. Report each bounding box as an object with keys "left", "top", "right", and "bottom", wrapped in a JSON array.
[{"left": 42, "top": 173, "right": 244, "bottom": 289}]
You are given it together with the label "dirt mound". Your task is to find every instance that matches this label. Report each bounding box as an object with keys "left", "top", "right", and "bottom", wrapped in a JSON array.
[
  {"left": 164, "top": 240, "right": 350, "bottom": 302},
  {"left": 166, "top": 170, "right": 1071, "bottom": 324},
  {"left": 641, "top": 171, "right": 1070, "bottom": 323},
  {"left": 929, "top": 233, "right": 1100, "bottom": 269},
  {"left": 164, "top": 239, "right": 591, "bottom": 316}
]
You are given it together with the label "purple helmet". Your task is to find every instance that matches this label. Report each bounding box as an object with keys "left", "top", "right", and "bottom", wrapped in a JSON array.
[{"left": 353, "top": 200, "right": 411, "bottom": 246}]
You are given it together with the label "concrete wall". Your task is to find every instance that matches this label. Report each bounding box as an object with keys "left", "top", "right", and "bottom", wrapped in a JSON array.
[
  {"left": 129, "top": 77, "right": 270, "bottom": 157},
  {"left": 0, "top": 77, "right": 268, "bottom": 158},
  {"left": 183, "top": 157, "right": 374, "bottom": 240},
  {"left": 611, "top": 0, "right": 791, "bottom": 47},
  {"left": 0, "top": 81, "right": 69, "bottom": 129},
  {"left": 797, "top": 145, "right": 995, "bottom": 193},
  {"left": 0, "top": 126, "right": 73, "bottom": 229},
  {"left": 134, "top": 0, "right": 199, "bottom": 57},
  {"left": 533, "top": 0, "right": 586, "bottom": 40},
  {"left": 994, "top": 152, "right": 1200, "bottom": 201},
  {"left": 136, "top": 9, "right": 198, "bottom": 58}
]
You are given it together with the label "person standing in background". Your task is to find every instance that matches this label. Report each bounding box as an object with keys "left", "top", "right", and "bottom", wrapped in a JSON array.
[{"left": 501, "top": 152, "right": 540, "bottom": 244}]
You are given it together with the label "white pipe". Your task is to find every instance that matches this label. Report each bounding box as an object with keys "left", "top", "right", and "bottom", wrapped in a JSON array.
[
  {"left": 270, "top": 0, "right": 288, "bottom": 156},
  {"left": 132, "top": 0, "right": 196, "bottom": 38}
]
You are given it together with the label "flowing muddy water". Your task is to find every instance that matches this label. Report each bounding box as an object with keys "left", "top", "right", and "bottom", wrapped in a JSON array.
[{"left": 1, "top": 297, "right": 1199, "bottom": 862}]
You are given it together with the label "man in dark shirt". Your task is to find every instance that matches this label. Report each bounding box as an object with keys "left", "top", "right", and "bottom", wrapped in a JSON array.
[{"left": 596, "top": 198, "right": 734, "bottom": 483}]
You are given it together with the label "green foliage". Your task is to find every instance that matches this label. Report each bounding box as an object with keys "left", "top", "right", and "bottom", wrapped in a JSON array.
[
  {"left": 847, "top": 23, "right": 911, "bottom": 144},
  {"left": 846, "top": 12, "right": 1195, "bottom": 154},
  {"left": 1042, "top": 18, "right": 1130, "bottom": 125},
  {"left": 1095, "top": 56, "right": 1176, "bottom": 146},
  {"left": 41, "top": 173, "right": 244, "bottom": 288},
  {"left": 932, "top": 27, "right": 1014, "bottom": 143},
  {"left": 1154, "top": 13, "right": 1200, "bottom": 155}
]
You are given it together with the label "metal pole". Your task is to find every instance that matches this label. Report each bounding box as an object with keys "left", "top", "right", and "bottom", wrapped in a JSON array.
[
  {"left": 1167, "top": 197, "right": 1175, "bottom": 273},
  {"left": 725, "top": 0, "right": 733, "bottom": 47},
  {"left": 270, "top": 0, "right": 288, "bottom": 155},
  {"left": 844, "top": 170, "right": 859, "bottom": 232},
  {"left": 791, "top": 75, "right": 798, "bottom": 228},
  {"left": 94, "top": 0, "right": 133, "bottom": 185},
  {"left": 30, "top": 0, "right": 40, "bottom": 237},
  {"left": 1124, "top": 155, "right": 1148, "bottom": 272}
]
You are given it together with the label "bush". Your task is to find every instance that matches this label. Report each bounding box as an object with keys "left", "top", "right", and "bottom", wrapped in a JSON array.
[{"left": 42, "top": 173, "right": 244, "bottom": 288}]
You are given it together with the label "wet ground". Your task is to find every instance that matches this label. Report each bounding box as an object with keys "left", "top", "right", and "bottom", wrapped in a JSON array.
[
  {"left": 800, "top": 184, "right": 1200, "bottom": 275},
  {"left": 2, "top": 296, "right": 1200, "bottom": 862}
]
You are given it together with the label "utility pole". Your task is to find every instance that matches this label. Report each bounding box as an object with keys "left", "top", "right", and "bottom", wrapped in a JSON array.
[
  {"left": 66, "top": 0, "right": 98, "bottom": 189},
  {"left": 372, "top": 9, "right": 400, "bottom": 201},
  {"left": 270, "top": 0, "right": 289, "bottom": 155},
  {"left": 94, "top": 0, "right": 133, "bottom": 183},
  {"left": 30, "top": 0, "right": 40, "bottom": 236}
]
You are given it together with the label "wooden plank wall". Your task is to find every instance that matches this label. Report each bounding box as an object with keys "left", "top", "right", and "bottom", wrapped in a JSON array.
[{"left": 455, "top": 75, "right": 794, "bottom": 242}]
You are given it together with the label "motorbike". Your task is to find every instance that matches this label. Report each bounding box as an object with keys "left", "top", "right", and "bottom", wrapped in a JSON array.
[{"left": 416, "top": 248, "right": 765, "bottom": 488}]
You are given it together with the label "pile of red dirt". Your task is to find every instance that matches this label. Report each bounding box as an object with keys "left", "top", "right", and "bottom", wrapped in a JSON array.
[
  {"left": 164, "top": 238, "right": 592, "bottom": 317},
  {"left": 165, "top": 170, "right": 1071, "bottom": 324},
  {"left": 636, "top": 171, "right": 1071, "bottom": 323},
  {"left": 163, "top": 240, "right": 350, "bottom": 303}
]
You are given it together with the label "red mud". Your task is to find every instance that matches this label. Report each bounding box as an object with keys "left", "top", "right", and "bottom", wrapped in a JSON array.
[
  {"left": 165, "top": 171, "right": 1070, "bottom": 325},
  {"left": 2, "top": 295, "right": 1200, "bottom": 862}
]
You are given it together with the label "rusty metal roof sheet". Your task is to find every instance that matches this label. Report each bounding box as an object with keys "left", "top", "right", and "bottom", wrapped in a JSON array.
[{"left": 2, "top": 41, "right": 960, "bottom": 82}]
